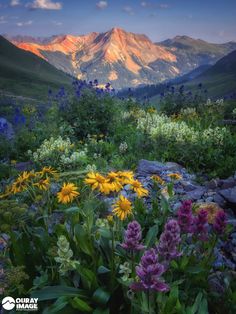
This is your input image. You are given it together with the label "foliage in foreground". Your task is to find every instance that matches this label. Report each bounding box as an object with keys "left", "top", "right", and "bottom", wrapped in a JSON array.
[
  {"left": 0, "top": 166, "right": 235, "bottom": 313},
  {"left": 0, "top": 82, "right": 236, "bottom": 313}
]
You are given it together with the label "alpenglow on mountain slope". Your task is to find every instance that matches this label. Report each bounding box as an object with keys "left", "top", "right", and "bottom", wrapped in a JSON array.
[
  {"left": 9, "top": 28, "right": 236, "bottom": 89},
  {"left": 0, "top": 36, "right": 71, "bottom": 98}
]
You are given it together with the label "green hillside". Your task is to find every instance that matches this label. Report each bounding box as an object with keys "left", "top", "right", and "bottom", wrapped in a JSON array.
[
  {"left": 188, "top": 50, "right": 236, "bottom": 97},
  {"left": 0, "top": 36, "right": 71, "bottom": 99}
]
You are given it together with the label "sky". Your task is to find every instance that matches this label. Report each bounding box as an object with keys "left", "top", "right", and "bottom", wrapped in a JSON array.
[{"left": 0, "top": 0, "right": 236, "bottom": 43}]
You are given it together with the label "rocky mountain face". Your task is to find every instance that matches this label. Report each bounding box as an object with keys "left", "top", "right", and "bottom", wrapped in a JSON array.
[{"left": 9, "top": 29, "right": 236, "bottom": 88}]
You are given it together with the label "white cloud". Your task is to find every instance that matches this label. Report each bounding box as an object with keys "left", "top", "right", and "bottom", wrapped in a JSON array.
[
  {"left": 26, "top": 0, "right": 62, "bottom": 10},
  {"left": 96, "top": 1, "right": 108, "bottom": 10},
  {"left": 52, "top": 20, "right": 62, "bottom": 26},
  {"left": 17, "top": 20, "right": 33, "bottom": 26},
  {"left": 122, "top": 6, "right": 134, "bottom": 15},
  {"left": 0, "top": 16, "right": 7, "bottom": 24},
  {"left": 158, "top": 3, "right": 170, "bottom": 9},
  {"left": 141, "top": 1, "right": 148, "bottom": 7},
  {"left": 10, "top": 0, "right": 21, "bottom": 6}
]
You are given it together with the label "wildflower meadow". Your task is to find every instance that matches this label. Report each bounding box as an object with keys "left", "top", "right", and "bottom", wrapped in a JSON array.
[{"left": 0, "top": 79, "right": 236, "bottom": 314}]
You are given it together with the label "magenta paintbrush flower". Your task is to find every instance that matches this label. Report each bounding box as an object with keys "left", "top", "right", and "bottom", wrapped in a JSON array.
[
  {"left": 194, "top": 209, "right": 209, "bottom": 241},
  {"left": 213, "top": 210, "right": 227, "bottom": 234},
  {"left": 121, "top": 220, "right": 145, "bottom": 251},
  {"left": 156, "top": 219, "right": 182, "bottom": 261},
  {"left": 130, "top": 248, "right": 169, "bottom": 292},
  {"left": 177, "top": 200, "right": 194, "bottom": 233}
]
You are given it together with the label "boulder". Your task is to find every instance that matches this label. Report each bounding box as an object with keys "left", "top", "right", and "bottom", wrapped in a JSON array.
[{"left": 219, "top": 187, "right": 236, "bottom": 206}]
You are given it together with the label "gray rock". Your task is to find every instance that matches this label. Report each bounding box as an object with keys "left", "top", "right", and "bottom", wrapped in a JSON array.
[
  {"left": 213, "top": 194, "right": 227, "bottom": 208},
  {"left": 185, "top": 187, "right": 206, "bottom": 200},
  {"left": 165, "top": 162, "right": 184, "bottom": 171},
  {"left": 206, "top": 179, "right": 219, "bottom": 190},
  {"left": 219, "top": 178, "right": 236, "bottom": 190},
  {"left": 137, "top": 159, "right": 166, "bottom": 176},
  {"left": 219, "top": 187, "right": 236, "bottom": 205},
  {"left": 205, "top": 197, "right": 214, "bottom": 202}
]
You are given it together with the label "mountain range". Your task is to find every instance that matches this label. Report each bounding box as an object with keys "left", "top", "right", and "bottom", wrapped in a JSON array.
[{"left": 8, "top": 28, "right": 236, "bottom": 89}]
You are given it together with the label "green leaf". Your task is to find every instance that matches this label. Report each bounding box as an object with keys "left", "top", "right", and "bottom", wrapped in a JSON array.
[
  {"left": 43, "top": 297, "right": 68, "bottom": 314},
  {"left": 92, "top": 287, "right": 110, "bottom": 305},
  {"left": 198, "top": 298, "right": 208, "bottom": 314},
  {"left": 180, "top": 255, "right": 189, "bottom": 270},
  {"left": 99, "top": 228, "right": 112, "bottom": 239},
  {"left": 191, "top": 292, "right": 203, "bottom": 314},
  {"left": 93, "top": 308, "right": 109, "bottom": 314},
  {"left": 71, "top": 297, "right": 92, "bottom": 312},
  {"left": 78, "top": 266, "right": 98, "bottom": 290},
  {"left": 74, "top": 224, "right": 94, "bottom": 256},
  {"left": 31, "top": 286, "right": 86, "bottom": 301},
  {"left": 144, "top": 224, "right": 159, "bottom": 248},
  {"left": 64, "top": 207, "right": 80, "bottom": 214},
  {"left": 186, "top": 266, "right": 205, "bottom": 274},
  {"left": 97, "top": 266, "right": 110, "bottom": 274}
]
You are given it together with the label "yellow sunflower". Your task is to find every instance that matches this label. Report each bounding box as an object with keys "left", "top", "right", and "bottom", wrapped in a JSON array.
[
  {"left": 167, "top": 173, "right": 182, "bottom": 181},
  {"left": 38, "top": 166, "right": 58, "bottom": 178},
  {"left": 84, "top": 172, "right": 111, "bottom": 194},
  {"left": 129, "top": 179, "right": 149, "bottom": 198},
  {"left": 151, "top": 175, "right": 165, "bottom": 185},
  {"left": 11, "top": 172, "right": 30, "bottom": 194},
  {"left": 57, "top": 183, "right": 80, "bottom": 204},
  {"left": 112, "top": 195, "right": 132, "bottom": 220},
  {"left": 117, "top": 171, "right": 134, "bottom": 185},
  {"left": 34, "top": 178, "right": 50, "bottom": 191},
  {"left": 106, "top": 172, "right": 123, "bottom": 192}
]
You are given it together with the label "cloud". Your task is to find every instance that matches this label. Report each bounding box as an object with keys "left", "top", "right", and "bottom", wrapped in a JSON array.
[
  {"left": 140, "top": 2, "right": 170, "bottom": 10},
  {"left": 17, "top": 20, "right": 33, "bottom": 26},
  {"left": 0, "top": 16, "right": 7, "bottom": 24},
  {"left": 10, "top": 0, "right": 21, "bottom": 6},
  {"left": 141, "top": 1, "right": 148, "bottom": 7},
  {"left": 52, "top": 20, "right": 62, "bottom": 26},
  {"left": 26, "top": 0, "right": 62, "bottom": 10},
  {"left": 122, "top": 6, "right": 134, "bottom": 15},
  {"left": 158, "top": 3, "right": 170, "bottom": 9},
  {"left": 96, "top": 1, "right": 108, "bottom": 10}
]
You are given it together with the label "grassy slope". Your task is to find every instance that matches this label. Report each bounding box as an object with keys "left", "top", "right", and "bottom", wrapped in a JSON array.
[
  {"left": 0, "top": 36, "right": 72, "bottom": 99},
  {"left": 187, "top": 50, "right": 236, "bottom": 97}
]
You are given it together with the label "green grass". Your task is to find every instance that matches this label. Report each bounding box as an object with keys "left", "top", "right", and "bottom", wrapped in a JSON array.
[{"left": 0, "top": 36, "right": 72, "bottom": 99}]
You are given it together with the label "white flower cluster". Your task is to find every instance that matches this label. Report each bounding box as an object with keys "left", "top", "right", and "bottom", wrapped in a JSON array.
[
  {"left": 180, "top": 107, "right": 197, "bottom": 117},
  {"left": 119, "top": 141, "right": 128, "bottom": 153},
  {"left": 232, "top": 108, "right": 236, "bottom": 116},
  {"left": 60, "top": 150, "right": 87, "bottom": 165},
  {"left": 85, "top": 164, "right": 97, "bottom": 172},
  {"left": 137, "top": 112, "right": 229, "bottom": 146},
  {"left": 205, "top": 98, "right": 224, "bottom": 107},
  {"left": 29, "top": 136, "right": 87, "bottom": 167},
  {"left": 30, "top": 136, "right": 72, "bottom": 162}
]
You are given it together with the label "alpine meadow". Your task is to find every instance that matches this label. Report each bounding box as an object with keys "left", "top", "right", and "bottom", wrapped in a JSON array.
[{"left": 0, "top": 1, "right": 236, "bottom": 313}]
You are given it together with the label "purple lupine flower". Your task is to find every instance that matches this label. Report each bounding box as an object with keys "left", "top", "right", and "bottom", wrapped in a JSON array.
[
  {"left": 213, "top": 210, "right": 227, "bottom": 235},
  {"left": 156, "top": 219, "right": 181, "bottom": 261},
  {"left": 121, "top": 221, "right": 145, "bottom": 251},
  {"left": 194, "top": 209, "right": 208, "bottom": 241},
  {"left": 177, "top": 200, "right": 194, "bottom": 233},
  {"left": 130, "top": 249, "right": 169, "bottom": 292}
]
